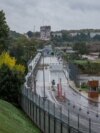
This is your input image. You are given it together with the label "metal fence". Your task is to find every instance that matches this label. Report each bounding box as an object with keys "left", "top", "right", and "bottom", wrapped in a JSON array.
[
  {"left": 21, "top": 87, "right": 99, "bottom": 133},
  {"left": 68, "top": 63, "right": 79, "bottom": 86}
]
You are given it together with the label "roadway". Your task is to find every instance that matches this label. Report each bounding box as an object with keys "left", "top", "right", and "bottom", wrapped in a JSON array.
[{"left": 35, "top": 56, "right": 100, "bottom": 133}]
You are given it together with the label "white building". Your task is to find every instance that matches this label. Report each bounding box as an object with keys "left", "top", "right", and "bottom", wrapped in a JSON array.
[
  {"left": 40, "top": 26, "right": 51, "bottom": 40},
  {"left": 52, "top": 32, "right": 62, "bottom": 37},
  {"left": 43, "top": 45, "right": 53, "bottom": 56},
  {"left": 90, "top": 32, "right": 100, "bottom": 38}
]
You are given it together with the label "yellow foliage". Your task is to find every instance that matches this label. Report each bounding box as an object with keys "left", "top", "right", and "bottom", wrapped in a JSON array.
[
  {"left": 0, "top": 52, "right": 25, "bottom": 74},
  {"left": 14, "top": 64, "right": 25, "bottom": 74}
]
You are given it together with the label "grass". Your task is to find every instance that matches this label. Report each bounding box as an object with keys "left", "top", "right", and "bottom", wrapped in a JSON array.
[
  {"left": 74, "top": 60, "right": 88, "bottom": 64},
  {"left": 74, "top": 59, "right": 100, "bottom": 64},
  {"left": 80, "top": 87, "right": 89, "bottom": 91},
  {"left": 0, "top": 100, "right": 40, "bottom": 133}
]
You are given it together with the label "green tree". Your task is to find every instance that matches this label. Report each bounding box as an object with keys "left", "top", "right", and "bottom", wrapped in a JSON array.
[
  {"left": 0, "top": 10, "right": 9, "bottom": 53},
  {"left": 73, "top": 42, "right": 89, "bottom": 55},
  {"left": 0, "top": 64, "right": 24, "bottom": 106},
  {"left": 0, "top": 52, "right": 25, "bottom": 106},
  {"left": 9, "top": 36, "right": 36, "bottom": 64}
]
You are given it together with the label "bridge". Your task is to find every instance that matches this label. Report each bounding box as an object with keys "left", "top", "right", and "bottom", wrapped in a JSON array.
[{"left": 21, "top": 52, "right": 100, "bottom": 133}]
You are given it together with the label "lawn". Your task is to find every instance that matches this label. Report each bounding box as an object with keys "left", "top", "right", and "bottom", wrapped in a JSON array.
[
  {"left": 74, "top": 60, "right": 88, "bottom": 64},
  {"left": 0, "top": 100, "right": 40, "bottom": 133}
]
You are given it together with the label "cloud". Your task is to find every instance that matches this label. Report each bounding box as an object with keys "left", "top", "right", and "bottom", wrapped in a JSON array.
[
  {"left": 67, "top": 0, "right": 100, "bottom": 11},
  {"left": 0, "top": 0, "right": 100, "bottom": 33}
]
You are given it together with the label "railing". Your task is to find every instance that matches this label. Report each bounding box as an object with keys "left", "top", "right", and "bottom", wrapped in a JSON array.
[
  {"left": 22, "top": 54, "right": 99, "bottom": 133},
  {"left": 21, "top": 87, "right": 99, "bottom": 133}
]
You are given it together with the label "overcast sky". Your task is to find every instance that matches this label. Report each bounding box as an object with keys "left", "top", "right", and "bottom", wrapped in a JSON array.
[{"left": 0, "top": 0, "right": 100, "bottom": 33}]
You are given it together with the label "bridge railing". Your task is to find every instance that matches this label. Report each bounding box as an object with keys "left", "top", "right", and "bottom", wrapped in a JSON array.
[
  {"left": 21, "top": 87, "right": 98, "bottom": 133},
  {"left": 21, "top": 54, "right": 99, "bottom": 133}
]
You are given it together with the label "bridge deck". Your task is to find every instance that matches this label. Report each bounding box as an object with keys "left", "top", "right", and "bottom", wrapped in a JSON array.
[{"left": 34, "top": 56, "right": 100, "bottom": 133}]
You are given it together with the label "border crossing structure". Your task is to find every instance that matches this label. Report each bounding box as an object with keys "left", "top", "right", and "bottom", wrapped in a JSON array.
[{"left": 21, "top": 52, "right": 100, "bottom": 133}]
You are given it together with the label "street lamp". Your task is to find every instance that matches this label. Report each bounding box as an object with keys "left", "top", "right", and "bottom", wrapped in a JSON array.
[
  {"left": 42, "top": 51, "right": 47, "bottom": 100},
  {"left": 31, "top": 74, "right": 37, "bottom": 94}
]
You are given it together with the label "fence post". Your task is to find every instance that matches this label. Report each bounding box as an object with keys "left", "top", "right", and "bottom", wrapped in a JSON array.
[
  {"left": 36, "top": 95, "right": 37, "bottom": 123},
  {"left": 39, "top": 95, "right": 41, "bottom": 128},
  {"left": 48, "top": 99, "right": 50, "bottom": 112},
  {"left": 78, "top": 114, "right": 80, "bottom": 132},
  {"left": 30, "top": 99, "right": 31, "bottom": 117},
  {"left": 48, "top": 100, "right": 50, "bottom": 133},
  {"left": 60, "top": 107, "right": 63, "bottom": 133},
  {"left": 32, "top": 93, "right": 34, "bottom": 121},
  {"left": 27, "top": 89, "right": 30, "bottom": 115},
  {"left": 43, "top": 99, "right": 46, "bottom": 133},
  {"left": 89, "top": 118, "right": 91, "bottom": 133},
  {"left": 54, "top": 103, "right": 56, "bottom": 133},
  {"left": 68, "top": 109, "right": 70, "bottom": 133}
]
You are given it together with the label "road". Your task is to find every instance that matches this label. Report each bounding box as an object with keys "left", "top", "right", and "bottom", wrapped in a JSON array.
[{"left": 35, "top": 56, "right": 100, "bottom": 133}]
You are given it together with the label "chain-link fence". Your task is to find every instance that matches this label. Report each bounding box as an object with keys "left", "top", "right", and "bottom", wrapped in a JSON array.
[{"left": 21, "top": 87, "right": 99, "bottom": 133}]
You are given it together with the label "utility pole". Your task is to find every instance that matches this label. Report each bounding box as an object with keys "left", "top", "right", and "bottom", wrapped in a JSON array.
[{"left": 42, "top": 51, "right": 46, "bottom": 100}]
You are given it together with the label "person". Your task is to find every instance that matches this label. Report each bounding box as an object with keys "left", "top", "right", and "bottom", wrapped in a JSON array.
[{"left": 52, "top": 80, "right": 55, "bottom": 91}]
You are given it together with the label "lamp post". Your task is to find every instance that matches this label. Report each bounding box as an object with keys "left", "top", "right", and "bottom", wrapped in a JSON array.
[
  {"left": 42, "top": 51, "right": 47, "bottom": 100},
  {"left": 34, "top": 78, "right": 37, "bottom": 94}
]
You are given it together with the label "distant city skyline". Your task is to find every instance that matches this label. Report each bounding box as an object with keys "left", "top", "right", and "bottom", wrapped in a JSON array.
[{"left": 0, "top": 0, "right": 100, "bottom": 33}]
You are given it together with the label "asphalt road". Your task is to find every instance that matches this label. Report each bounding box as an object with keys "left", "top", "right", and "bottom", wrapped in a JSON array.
[{"left": 35, "top": 56, "right": 100, "bottom": 133}]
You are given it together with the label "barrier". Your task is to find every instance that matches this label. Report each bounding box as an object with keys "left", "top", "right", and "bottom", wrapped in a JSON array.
[
  {"left": 21, "top": 87, "right": 99, "bottom": 133},
  {"left": 22, "top": 54, "right": 99, "bottom": 133},
  {"left": 21, "top": 88, "right": 84, "bottom": 133}
]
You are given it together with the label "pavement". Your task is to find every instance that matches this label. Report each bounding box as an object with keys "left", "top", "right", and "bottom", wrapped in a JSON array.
[{"left": 34, "top": 55, "right": 100, "bottom": 133}]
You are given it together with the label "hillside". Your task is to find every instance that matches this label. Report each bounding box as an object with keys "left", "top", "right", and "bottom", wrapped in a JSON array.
[
  {"left": 0, "top": 100, "right": 40, "bottom": 133},
  {"left": 9, "top": 30, "right": 22, "bottom": 39}
]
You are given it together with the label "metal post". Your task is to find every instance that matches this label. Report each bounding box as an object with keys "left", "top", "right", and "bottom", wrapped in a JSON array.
[
  {"left": 54, "top": 103, "right": 56, "bottom": 133},
  {"left": 34, "top": 77, "right": 36, "bottom": 93},
  {"left": 68, "top": 109, "right": 70, "bottom": 133},
  {"left": 30, "top": 100, "right": 31, "bottom": 117},
  {"left": 48, "top": 113, "right": 50, "bottom": 133},
  {"left": 48, "top": 100, "right": 50, "bottom": 133},
  {"left": 48, "top": 100, "right": 50, "bottom": 113},
  {"left": 78, "top": 114, "right": 80, "bottom": 132},
  {"left": 60, "top": 107, "right": 63, "bottom": 133},
  {"left": 61, "top": 122, "right": 63, "bottom": 133},
  {"left": 44, "top": 99, "right": 46, "bottom": 132},
  {"left": 36, "top": 105, "right": 37, "bottom": 123},
  {"left": 42, "top": 52, "right": 46, "bottom": 100},
  {"left": 60, "top": 106, "right": 62, "bottom": 120},
  {"left": 33, "top": 95, "right": 35, "bottom": 121},
  {"left": 54, "top": 103, "right": 55, "bottom": 116},
  {"left": 89, "top": 118, "right": 91, "bottom": 133},
  {"left": 39, "top": 96, "right": 41, "bottom": 128},
  {"left": 68, "top": 109, "right": 70, "bottom": 125}
]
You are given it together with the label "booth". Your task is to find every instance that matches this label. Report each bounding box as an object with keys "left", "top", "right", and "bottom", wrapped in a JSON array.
[{"left": 88, "top": 80, "right": 99, "bottom": 98}]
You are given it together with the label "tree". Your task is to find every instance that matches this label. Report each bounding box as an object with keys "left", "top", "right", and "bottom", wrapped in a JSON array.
[
  {"left": 0, "top": 52, "right": 25, "bottom": 106},
  {"left": 27, "top": 31, "right": 33, "bottom": 38},
  {"left": 0, "top": 10, "right": 9, "bottom": 53},
  {"left": 0, "top": 65, "right": 23, "bottom": 105},
  {"left": 9, "top": 36, "right": 36, "bottom": 65},
  {"left": 73, "top": 42, "right": 89, "bottom": 55}
]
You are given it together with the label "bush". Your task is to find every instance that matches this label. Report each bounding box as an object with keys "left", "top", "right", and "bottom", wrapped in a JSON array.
[{"left": 0, "top": 52, "right": 25, "bottom": 106}]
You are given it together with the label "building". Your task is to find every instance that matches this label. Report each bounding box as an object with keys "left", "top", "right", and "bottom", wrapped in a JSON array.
[
  {"left": 40, "top": 26, "right": 51, "bottom": 40},
  {"left": 88, "top": 43, "right": 100, "bottom": 52},
  {"left": 70, "top": 32, "right": 89, "bottom": 37},
  {"left": 43, "top": 45, "right": 53, "bottom": 56},
  {"left": 52, "top": 32, "right": 62, "bottom": 38},
  {"left": 66, "top": 47, "right": 76, "bottom": 54},
  {"left": 90, "top": 32, "right": 100, "bottom": 38},
  {"left": 70, "top": 32, "right": 78, "bottom": 37}
]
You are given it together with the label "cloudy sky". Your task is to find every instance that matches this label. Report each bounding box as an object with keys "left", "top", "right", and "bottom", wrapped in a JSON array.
[{"left": 0, "top": 0, "right": 100, "bottom": 33}]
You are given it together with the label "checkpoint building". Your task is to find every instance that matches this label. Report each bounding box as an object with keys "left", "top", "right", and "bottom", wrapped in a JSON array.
[{"left": 40, "top": 26, "right": 51, "bottom": 40}]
